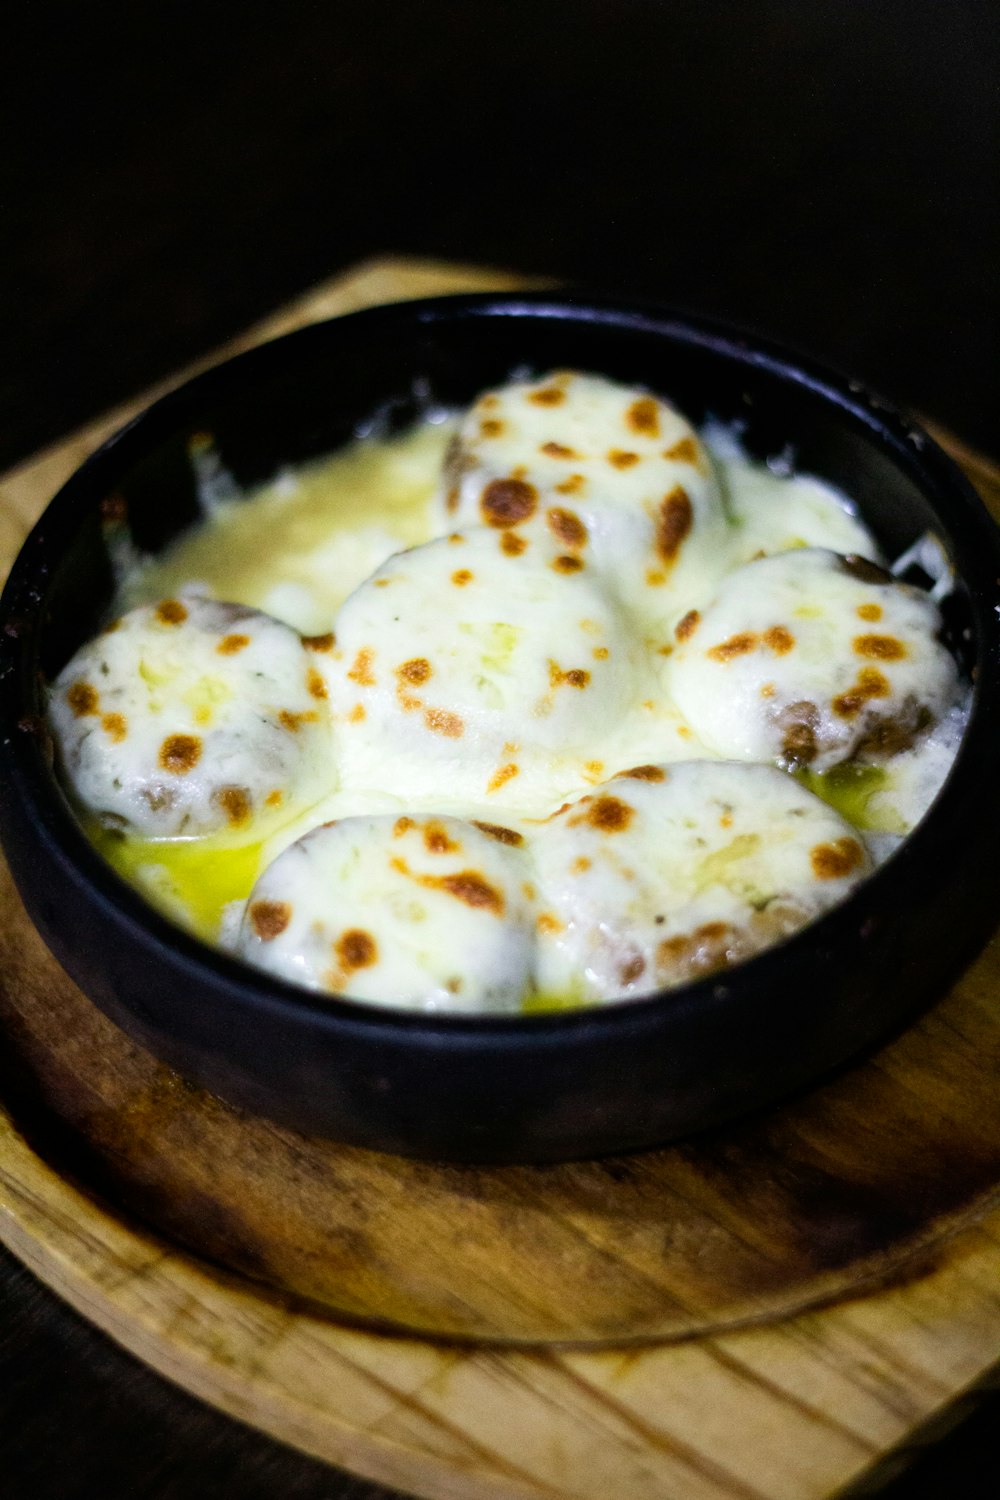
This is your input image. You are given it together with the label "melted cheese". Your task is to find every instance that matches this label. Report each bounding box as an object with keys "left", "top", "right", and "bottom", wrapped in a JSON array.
[
  {"left": 236, "top": 814, "right": 535, "bottom": 1011},
  {"left": 49, "top": 596, "right": 337, "bottom": 839},
  {"left": 60, "top": 371, "right": 968, "bottom": 1010},
  {"left": 329, "top": 525, "right": 649, "bottom": 809},
  {"left": 668, "top": 549, "right": 960, "bottom": 772},
  {"left": 530, "top": 762, "right": 872, "bottom": 1003}
]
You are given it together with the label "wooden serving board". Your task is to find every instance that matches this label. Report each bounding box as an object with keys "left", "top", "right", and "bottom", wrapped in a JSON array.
[{"left": 2, "top": 256, "right": 1000, "bottom": 1499}]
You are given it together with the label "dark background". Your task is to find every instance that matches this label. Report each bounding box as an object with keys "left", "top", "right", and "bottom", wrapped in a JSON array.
[{"left": 1, "top": 2, "right": 997, "bottom": 1496}]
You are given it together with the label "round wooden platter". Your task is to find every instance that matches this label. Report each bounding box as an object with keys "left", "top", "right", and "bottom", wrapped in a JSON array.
[{"left": 3, "top": 258, "right": 1000, "bottom": 1500}]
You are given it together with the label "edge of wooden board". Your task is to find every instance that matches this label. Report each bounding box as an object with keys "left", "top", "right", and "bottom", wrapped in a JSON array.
[{"left": 2, "top": 255, "right": 1000, "bottom": 1500}]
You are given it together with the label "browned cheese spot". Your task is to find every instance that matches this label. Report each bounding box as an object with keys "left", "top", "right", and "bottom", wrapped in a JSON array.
[
  {"left": 838, "top": 554, "right": 891, "bottom": 585},
  {"left": 548, "top": 660, "right": 590, "bottom": 690},
  {"left": 398, "top": 657, "right": 432, "bottom": 686},
  {"left": 158, "top": 733, "right": 202, "bottom": 774},
  {"left": 303, "top": 631, "right": 335, "bottom": 652},
  {"left": 393, "top": 815, "right": 414, "bottom": 835},
  {"left": 217, "top": 786, "right": 252, "bottom": 827},
  {"left": 663, "top": 436, "right": 698, "bottom": 463},
  {"left": 764, "top": 625, "right": 795, "bottom": 654},
  {"left": 646, "top": 570, "right": 666, "bottom": 587},
  {"left": 657, "top": 485, "right": 693, "bottom": 564},
  {"left": 720, "top": 812, "right": 733, "bottom": 829},
  {"left": 501, "top": 531, "right": 528, "bottom": 557},
  {"left": 528, "top": 386, "right": 566, "bottom": 406},
  {"left": 452, "top": 569, "right": 473, "bottom": 586},
  {"left": 555, "top": 473, "right": 586, "bottom": 496},
  {"left": 448, "top": 532, "right": 465, "bottom": 544},
  {"left": 537, "top": 911, "right": 564, "bottom": 934},
  {"left": 856, "top": 603, "right": 883, "bottom": 623},
  {"left": 707, "top": 631, "right": 759, "bottom": 661},
  {"left": 101, "top": 713, "right": 127, "bottom": 742},
  {"left": 584, "top": 795, "right": 634, "bottom": 832},
  {"left": 249, "top": 899, "right": 291, "bottom": 941},
  {"left": 571, "top": 856, "right": 592, "bottom": 873},
  {"left": 445, "top": 485, "right": 460, "bottom": 514},
  {"left": 552, "top": 553, "right": 584, "bottom": 574},
  {"left": 307, "top": 667, "right": 328, "bottom": 700},
  {"left": 544, "top": 800, "right": 573, "bottom": 822},
  {"left": 265, "top": 789, "right": 283, "bottom": 808},
  {"left": 437, "top": 871, "right": 505, "bottom": 915},
  {"left": 585, "top": 760, "right": 605, "bottom": 778},
  {"left": 67, "top": 681, "right": 100, "bottom": 717},
  {"left": 480, "top": 418, "right": 505, "bottom": 437},
  {"left": 541, "top": 440, "right": 577, "bottom": 458},
  {"left": 348, "top": 648, "right": 375, "bottom": 686},
  {"left": 217, "top": 633, "right": 250, "bottom": 656},
  {"left": 336, "top": 928, "right": 379, "bottom": 970},
  {"left": 481, "top": 477, "right": 538, "bottom": 528},
  {"left": 103, "top": 617, "right": 122, "bottom": 635},
  {"left": 761, "top": 682, "right": 776, "bottom": 698},
  {"left": 854, "top": 633, "right": 907, "bottom": 661},
  {"left": 546, "top": 507, "right": 588, "bottom": 548},
  {"left": 155, "top": 599, "right": 188, "bottom": 626},
  {"left": 619, "top": 764, "right": 666, "bottom": 782},
  {"left": 279, "top": 709, "right": 319, "bottom": 733},
  {"left": 472, "top": 820, "right": 524, "bottom": 847},
  {"left": 487, "top": 762, "right": 520, "bottom": 793},
  {"left": 675, "top": 609, "right": 700, "bottom": 642},
  {"left": 608, "top": 449, "right": 640, "bottom": 468},
  {"left": 593, "top": 646, "right": 610, "bottom": 661},
  {"left": 348, "top": 703, "right": 366, "bottom": 722},
  {"left": 424, "top": 707, "right": 464, "bottom": 738},
  {"left": 423, "top": 820, "right": 460, "bottom": 855},
  {"left": 619, "top": 954, "right": 646, "bottom": 985},
  {"left": 832, "top": 667, "right": 891, "bottom": 718},
  {"left": 810, "top": 837, "right": 865, "bottom": 880},
  {"left": 626, "top": 396, "right": 661, "bottom": 437}
]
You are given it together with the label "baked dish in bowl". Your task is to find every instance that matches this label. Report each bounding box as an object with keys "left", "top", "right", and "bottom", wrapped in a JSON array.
[{"left": 2, "top": 294, "right": 998, "bottom": 1161}]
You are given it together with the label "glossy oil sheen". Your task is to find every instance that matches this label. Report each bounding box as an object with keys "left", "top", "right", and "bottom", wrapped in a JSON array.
[{"left": 1, "top": 295, "right": 999, "bottom": 1162}]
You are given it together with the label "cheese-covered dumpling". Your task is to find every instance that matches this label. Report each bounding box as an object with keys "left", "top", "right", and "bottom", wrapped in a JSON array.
[
  {"left": 531, "top": 761, "right": 872, "bottom": 1002},
  {"left": 329, "top": 527, "right": 643, "bottom": 805},
  {"left": 669, "top": 550, "right": 960, "bottom": 772},
  {"left": 440, "top": 371, "right": 729, "bottom": 617},
  {"left": 49, "top": 596, "right": 336, "bottom": 838},
  {"left": 237, "top": 813, "right": 535, "bottom": 1011}
]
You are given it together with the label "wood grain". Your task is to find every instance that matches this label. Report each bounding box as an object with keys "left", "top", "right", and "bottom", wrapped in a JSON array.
[{"left": 2, "top": 257, "right": 1000, "bottom": 1498}]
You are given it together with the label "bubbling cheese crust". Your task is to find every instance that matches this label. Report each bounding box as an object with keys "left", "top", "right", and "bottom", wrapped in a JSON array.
[
  {"left": 236, "top": 813, "right": 535, "bottom": 1012},
  {"left": 49, "top": 596, "right": 337, "bottom": 838},
  {"left": 668, "top": 549, "right": 960, "bottom": 772},
  {"left": 530, "top": 761, "right": 872, "bottom": 1002},
  {"left": 329, "top": 525, "right": 645, "bottom": 806},
  {"left": 440, "top": 371, "right": 730, "bottom": 619}
]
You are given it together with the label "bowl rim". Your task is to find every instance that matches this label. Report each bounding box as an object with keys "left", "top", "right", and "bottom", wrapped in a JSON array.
[{"left": 3, "top": 289, "right": 1000, "bottom": 1048}]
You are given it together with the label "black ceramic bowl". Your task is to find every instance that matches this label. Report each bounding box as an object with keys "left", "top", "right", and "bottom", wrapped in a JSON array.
[{"left": 2, "top": 295, "right": 1000, "bottom": 1163}]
